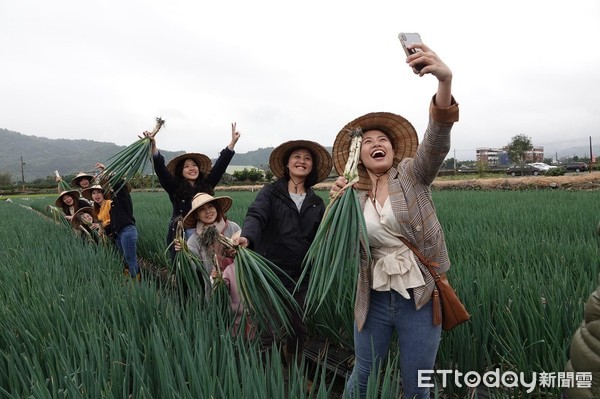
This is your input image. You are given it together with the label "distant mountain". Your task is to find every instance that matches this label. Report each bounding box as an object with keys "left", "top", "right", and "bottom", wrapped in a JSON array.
[
  {"left": 0, "top": 128, "right": 186, "bottom": 182},
  {"left": 12, "top": 127, "right": 591, "bottom": 182},
  {"left": 0, "top": 129, "right": 284, "bottom": 182},
  {"left": 230, "top": 147, "right": 275, "bottom": 169}
]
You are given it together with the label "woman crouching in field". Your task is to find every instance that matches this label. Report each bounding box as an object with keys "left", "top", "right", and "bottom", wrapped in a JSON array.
[{"left": 176, "top": 192, "right": 255, "bottom": 339}]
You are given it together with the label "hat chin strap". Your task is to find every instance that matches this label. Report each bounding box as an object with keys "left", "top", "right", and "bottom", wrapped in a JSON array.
[{"left": 367, "top": 168, "right": 388, "bottom": 206}]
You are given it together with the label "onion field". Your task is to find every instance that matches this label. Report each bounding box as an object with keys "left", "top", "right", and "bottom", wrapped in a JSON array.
[{"left": 1, "top": 189, "right": 598, "bottom": 398}]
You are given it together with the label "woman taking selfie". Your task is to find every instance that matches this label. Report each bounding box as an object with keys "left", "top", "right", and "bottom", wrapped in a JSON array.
[{"left": 330, "top": 41, "right": 459, "bottom": 399}]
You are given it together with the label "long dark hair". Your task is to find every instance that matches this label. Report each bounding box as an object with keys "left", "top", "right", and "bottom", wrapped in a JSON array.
[
  {"left": 282, "top": 147, "right": 320, "bottom": 188},
  {"left": 60, "top": 194, "right": 82, "bottom": 215},
  {"left": 173, "top": 159, "right": 214, "bottom": 201},
  {"left": 90, "top": 188, "right": 106, "bottom": 216}
]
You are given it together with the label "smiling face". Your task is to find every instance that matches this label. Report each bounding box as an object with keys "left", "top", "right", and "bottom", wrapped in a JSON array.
[
  {"left": 78, "top": 178, "right": 91, "bottom": 189},
  {"left": 182, "top": 159, "right": 199, "bottom": 181},
  {"left": 91, "top": 189, "right": 104, "bottom": 204},
  {"left": 196, "top": 202, "right": 218, "bottom": 225},
  {"left": 286, "top": 148, "right": 313, "bottom": 180},
  {"left": 80, "top": 212, "right": 94, "bottom": 224},
  {"left": 62, "top": 194, "right": 74, "bottom": 206},
  {"left": 360, "top": 130, "right": 395, "bottom": 175}
]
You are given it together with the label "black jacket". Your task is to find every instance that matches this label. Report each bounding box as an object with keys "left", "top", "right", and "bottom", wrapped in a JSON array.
[
  {"left": 109, "top": 181, "right": 135, "bottom": 234},
  {"left": 242, "top": 177, "right": 325, "bottom": 288}
]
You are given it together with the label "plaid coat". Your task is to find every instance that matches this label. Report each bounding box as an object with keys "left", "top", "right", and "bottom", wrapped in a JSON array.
[{"left": 354, "top": 97, "right": 459, "bottom": 331}]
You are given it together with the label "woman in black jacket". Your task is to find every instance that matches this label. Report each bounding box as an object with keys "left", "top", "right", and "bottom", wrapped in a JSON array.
[
  {"left": 96, "top": 163, "right": 140, "bottom": 281},
  {"left": 144, "top": 123, "right": 240, "bottom": 256},
  {"left": 237, "top": 139, "right": 332, "bottom": 365}
]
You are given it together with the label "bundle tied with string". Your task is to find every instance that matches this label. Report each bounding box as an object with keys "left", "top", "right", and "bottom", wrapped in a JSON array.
[{"left": 297, "top": 127, "right": 371, "bottom": 346}]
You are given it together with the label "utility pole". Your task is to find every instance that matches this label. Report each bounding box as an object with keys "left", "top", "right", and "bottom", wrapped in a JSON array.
[
  {"left": 20, "top": 155, "right": 26, "bottom": 190},
  {"left": 590, "top": 136, "right": 593, "bottom": 173},
  {"left": 453, "top": 149, "right": 457, "bottom": 170}
]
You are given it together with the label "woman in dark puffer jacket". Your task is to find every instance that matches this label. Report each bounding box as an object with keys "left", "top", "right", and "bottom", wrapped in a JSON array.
[{"left": 236, "top": 139, "right": 332, "bottom": 365}]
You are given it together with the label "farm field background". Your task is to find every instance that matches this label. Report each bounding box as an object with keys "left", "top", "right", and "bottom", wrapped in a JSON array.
[{"left": 1, "top": 188, "right": 599, "bottom": 398}]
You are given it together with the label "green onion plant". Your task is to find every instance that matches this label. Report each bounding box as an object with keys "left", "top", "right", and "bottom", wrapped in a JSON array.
[
  {"left": 99, "top": 117, "right": 164, "bottom": 193},
  {"left": 299, "top": 127, "right": 370, "bottom": 346}
]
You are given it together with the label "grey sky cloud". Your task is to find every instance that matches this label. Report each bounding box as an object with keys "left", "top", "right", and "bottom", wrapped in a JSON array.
[{"left": 1, "top": 0, "right": 599, "bottom": 162}]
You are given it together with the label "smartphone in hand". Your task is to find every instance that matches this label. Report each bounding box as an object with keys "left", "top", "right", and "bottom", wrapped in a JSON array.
[{"left": 398, "top": 32, "right": 424, "bottom": 72}]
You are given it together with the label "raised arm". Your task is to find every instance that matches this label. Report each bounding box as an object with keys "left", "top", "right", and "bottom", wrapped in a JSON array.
[{"left": 405, "top": 42, "right": 452, "bottom": 107}]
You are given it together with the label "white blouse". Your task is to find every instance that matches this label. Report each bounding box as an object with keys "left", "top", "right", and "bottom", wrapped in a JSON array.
[{"left": 364, "top": 197, "right": 425, "bottom": 299}]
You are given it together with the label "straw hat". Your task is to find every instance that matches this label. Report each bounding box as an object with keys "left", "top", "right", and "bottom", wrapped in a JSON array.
[
  {"left": 183, "top": 193, "right": 233, "bottom": 229},
  {"left": 55, "top": 189, "right": 81, "bottom": 207},
  {"left": 70, "top": 207, "right": 95, "bottom": 229},
  {"left": 167, "top": 153, "right": 212, "bottom": 177},
  {"left": 332, "top": 112, "right": 419, "bottom": 190},
  {"left": 81, "top": 185, "right": 106, "bottom": 201},
  {"left": 269, "top": 140, "right": 333, "bottom": 183},
  {"left": 71, "top": 172, "right": 95, "bottom": 188}
]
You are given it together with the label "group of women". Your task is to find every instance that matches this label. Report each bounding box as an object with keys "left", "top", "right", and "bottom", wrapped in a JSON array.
[
  {"left": 54, "top": 41, "right": 459, "bottom": 399},
  {"left": 57, "top": 165, "right": 140, "bottom": 280}
]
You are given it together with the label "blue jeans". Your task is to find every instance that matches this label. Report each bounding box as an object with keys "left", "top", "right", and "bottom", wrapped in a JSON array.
[
  {"left": 115, "top": 224, "right": 139, "bottom": 278},
  {"left": 345, "top": 289, "right": 441, "bottom": 399}
]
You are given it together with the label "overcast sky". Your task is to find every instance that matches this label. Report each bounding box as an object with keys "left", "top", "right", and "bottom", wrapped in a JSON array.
[{"left": 2, "top": 0, "right": 599, "bottom": 162}]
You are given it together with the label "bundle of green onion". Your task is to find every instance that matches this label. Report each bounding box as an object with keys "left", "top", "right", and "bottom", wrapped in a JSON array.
[
  {"left": 98, "top": 117, "right": 165, "bottom": 193},
  {"left": 199, "top": 226, "right": 233, "bottom": 322},
  {"left": 46, "top": 205, "right": 71, "bottom": 229},
  {"left": 216, "top": 233, "right": 300, "bottom": 336},
  {"left": 169, "top": 219, "right": 210, "bottom": 302},
  {"left": 299, "top": 127, "right": 371, "bottom": 343},
  {"left": 76, "top": 223, "right": 105, "bottom": 245},
  {"left": 54, "top": 171, "right": 72, "bottom": 193}
]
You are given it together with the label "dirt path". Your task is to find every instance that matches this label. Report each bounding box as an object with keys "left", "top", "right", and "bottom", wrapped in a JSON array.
[{"left": 431, "top": 172, "right": 600, "bottom": 191}]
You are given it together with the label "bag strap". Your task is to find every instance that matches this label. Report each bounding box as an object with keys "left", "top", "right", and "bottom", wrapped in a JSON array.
[
  {"left": 398, "top": 236, "right": 443, "bottom": 326},
  {"left": 398, "top": 236, "right": 446, "bottom": 286},
  {"left": 398, "top": 236, "right": 440, "bottom": 271}
]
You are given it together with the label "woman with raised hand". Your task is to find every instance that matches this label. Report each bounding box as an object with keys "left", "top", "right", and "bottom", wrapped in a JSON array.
[
  {"left": 329, "top": 41, "right": 459, "bottom": 399},
  {"left": 144, "top": 123, "right": 240, "bottom": 257},
  {"left": 71, "top": 172, "right": 95, "bottom": 191}
]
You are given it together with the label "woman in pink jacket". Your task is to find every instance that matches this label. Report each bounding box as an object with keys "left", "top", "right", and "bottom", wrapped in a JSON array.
[{"left": 178, "top": 192, "right": 255, "bottom": 339}]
